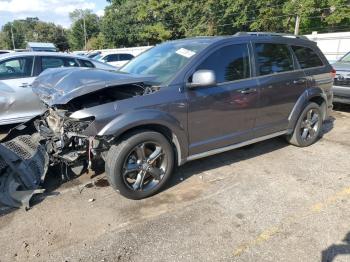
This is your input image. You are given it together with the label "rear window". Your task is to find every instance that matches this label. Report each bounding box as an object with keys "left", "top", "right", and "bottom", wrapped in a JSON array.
[
  {"left": 292, "top": 46, "right": 324, "bottom": 69},
  {"left": 255, "top": 43, "right": 294, "bottom": 76}
]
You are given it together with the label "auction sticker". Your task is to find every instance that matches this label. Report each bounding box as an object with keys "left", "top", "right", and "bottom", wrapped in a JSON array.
[{"left": 176, "top": 48, "right": 196, "bottom": 58}]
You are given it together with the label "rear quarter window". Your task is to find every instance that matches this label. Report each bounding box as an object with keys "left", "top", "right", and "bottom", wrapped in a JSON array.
[
  {"left": 292, "top": 46, "right": 324, "bottom": 69},
  {"left": 78, "top": 59, "right": 95, "bottom": 68}
]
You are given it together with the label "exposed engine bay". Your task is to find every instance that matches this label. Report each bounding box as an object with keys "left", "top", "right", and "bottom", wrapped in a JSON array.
[{"left": 0, "top": 76, "right": 159, "bottom": 208}]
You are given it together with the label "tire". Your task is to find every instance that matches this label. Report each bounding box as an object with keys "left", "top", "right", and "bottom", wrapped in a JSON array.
[
  {"left": 105, "top": 130, "right": 174, "bottom": 199},
  {"left": 286, "top": 102, "right": 323, "bottom": 147}
]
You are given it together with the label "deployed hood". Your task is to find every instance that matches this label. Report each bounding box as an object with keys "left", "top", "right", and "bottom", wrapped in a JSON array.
[{"left": 32, "top": 68, "right": 155, "bottom": 106}]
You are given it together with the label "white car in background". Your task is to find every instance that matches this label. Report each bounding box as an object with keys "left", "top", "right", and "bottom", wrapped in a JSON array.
[
  {"left": 94, "top": 52, "right": 135, "bottom": 68},
  {"left": 0, "top": 52, "right": 116, "bottom": 125}
]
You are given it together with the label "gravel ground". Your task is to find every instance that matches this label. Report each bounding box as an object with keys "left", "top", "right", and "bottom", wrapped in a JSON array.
[{"left": 0, "top": 106, "right": 350, "bottom": 262}]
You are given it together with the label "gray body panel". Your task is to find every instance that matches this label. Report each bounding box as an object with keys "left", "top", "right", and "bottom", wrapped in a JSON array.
[{"left": 22, "top": 35, "right": 333, "bottom": 165}]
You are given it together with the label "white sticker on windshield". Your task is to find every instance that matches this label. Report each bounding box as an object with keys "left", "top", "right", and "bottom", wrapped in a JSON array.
[{"left": 176, "top": 48, "right": 196, "bottom": 58}]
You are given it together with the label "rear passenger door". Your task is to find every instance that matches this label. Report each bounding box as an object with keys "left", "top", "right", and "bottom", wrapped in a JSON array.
[
  {"left": 291, "top": 45, "right": 332, "bottom": 100},
  {"left": 253, "top": 42, "right": 307, "bottom": 135}
]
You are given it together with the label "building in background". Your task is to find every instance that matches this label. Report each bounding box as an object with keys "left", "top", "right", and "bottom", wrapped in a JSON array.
[{"left": 26, "top": 42, "right": 57, "bottom": 52}]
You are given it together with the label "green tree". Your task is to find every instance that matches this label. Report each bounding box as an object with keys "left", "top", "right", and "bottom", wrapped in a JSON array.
[
  {"left": 69, "top": 9, "right": 101, "bottom": 50},
  {"left": 1, "top": 18, "right": 69, "bottom": 51}
]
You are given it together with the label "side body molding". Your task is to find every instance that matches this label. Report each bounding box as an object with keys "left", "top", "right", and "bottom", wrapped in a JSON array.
[
  {"left": 287, "top": 87, "right": 327, "bottom": 133},
  {"left": 98, "top": 109, "right": 189, "bottom": 165}
]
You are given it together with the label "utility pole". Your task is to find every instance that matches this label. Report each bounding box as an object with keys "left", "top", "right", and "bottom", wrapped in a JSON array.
[
  {"left": 79, "top": 10, "right": 87, "bottom": 50},
  {"left": 294, "top": 14, "right": 300, "bottom": 35},
  {"left": 83, "top": 15, "right": 87, "bottom": 50},
  {"left": 10, "top": 24, "right": 16, "bottom": 50}
]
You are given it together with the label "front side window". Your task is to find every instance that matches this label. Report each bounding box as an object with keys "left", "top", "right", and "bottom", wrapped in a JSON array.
[
  {"left": 120, "top": 40, "right": 211, "bottom": 85},
  {"left": 0, "top": 57, "right": 34, "bottom": 80},
  {"left": 196, "top": 44, "right": 251, "bottom": 83},
  {"left": 255, "top": 43, "right": 294, "bottom": 76},
  {"left": 292, "top": 46, "right": 324, "bottom": 68}
]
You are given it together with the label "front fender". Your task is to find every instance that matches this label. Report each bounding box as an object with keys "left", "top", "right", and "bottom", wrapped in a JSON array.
[
  {"left": 98, "top": 109, "right": 188, "bottom": 165},
  {"left": 287, "top": 87, "right": 328, "bottom": 132}
]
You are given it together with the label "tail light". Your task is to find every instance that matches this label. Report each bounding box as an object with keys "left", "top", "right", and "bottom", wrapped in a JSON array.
[{"left": 330, "top": 68, "right": 336, "bottom": 78}]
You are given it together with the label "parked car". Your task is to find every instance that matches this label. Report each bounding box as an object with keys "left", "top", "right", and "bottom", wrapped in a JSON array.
[
  {"left": 1, "top": 33, "right": 334, "bottom": 201},
  {"left": 0, "top": 52, "right": 117, "bottom": 125},
  {"left": 94, "top": 52, "right": 135, "bottom": 68},
  {"left": 332, "top": 51, "right": 350, "bottom": 104}
]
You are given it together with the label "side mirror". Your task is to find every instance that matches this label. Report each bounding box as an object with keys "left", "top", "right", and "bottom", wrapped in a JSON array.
[{"left": 187, "top": 70, "right": 216, "bottom": 89}]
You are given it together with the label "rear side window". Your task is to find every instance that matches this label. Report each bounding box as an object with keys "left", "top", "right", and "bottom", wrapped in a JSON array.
[
  {"left": 41, "top": 56, "right": 79, "bottom": 71},
  {"left": 104, "top": 54, "right": 119, "bottom": 62},
  {"left": 197, "top": 44, "right": 250, "bottom": 83},
  {"left": 79, "top": 59, "right": 95, "bottom": 68},
  {"left": 292, "top": 46, "right": 324, "bottom": 68},
  {"left": 255, "top": 43, "right": 294, "bottom": 76},
  {"left": 0, "top": 56, "right": 34, "bottom": 79}
]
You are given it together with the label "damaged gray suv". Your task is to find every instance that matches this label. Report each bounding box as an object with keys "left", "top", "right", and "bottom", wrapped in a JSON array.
[{"left": 0, "top": 33, "right": 334, "bottom": 203}]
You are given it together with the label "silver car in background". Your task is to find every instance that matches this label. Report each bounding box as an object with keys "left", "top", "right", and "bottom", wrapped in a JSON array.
[
  {"left": 0, "top": 52, "right": 116, "bottom": 125},
  {"left": 333, "top": 51, "right": 350, "bottom": 104}
]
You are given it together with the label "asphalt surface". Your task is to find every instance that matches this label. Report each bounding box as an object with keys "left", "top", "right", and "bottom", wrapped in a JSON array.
[{"left": 0, "top": 105, "right": 350, "bottom": 262}]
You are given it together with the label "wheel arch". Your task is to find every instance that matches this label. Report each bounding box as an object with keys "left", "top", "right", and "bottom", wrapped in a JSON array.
[
  {"left": 98, "top": 110, "right": 188, "bottom": 166},
  {"left": 288, "top": 87, "right": 327, "bottom": 132}
]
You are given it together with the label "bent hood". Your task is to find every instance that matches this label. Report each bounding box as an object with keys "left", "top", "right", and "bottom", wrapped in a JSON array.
[{"left": 32, "top": 68, "right": 155, "bottom": 106}]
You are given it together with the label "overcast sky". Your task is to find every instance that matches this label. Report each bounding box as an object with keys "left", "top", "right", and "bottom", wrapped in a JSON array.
[{"left": 0, "top": 0, "right": 108, "bottom": 28}]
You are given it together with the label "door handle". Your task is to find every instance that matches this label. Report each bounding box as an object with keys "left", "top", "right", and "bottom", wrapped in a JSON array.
[
  {"left": 238, "top": 88, "right": 257, "bottom": 94},
  {"left": 293, "top": 79, "right": 306, "bottom": 85},
  {"left": 19, "top": 83, "right": 30, "bottom": 88}
]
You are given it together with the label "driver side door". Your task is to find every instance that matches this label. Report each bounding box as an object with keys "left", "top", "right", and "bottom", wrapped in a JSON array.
[{"left": 187, "top": 43, "right": 259, "bottom": 156}]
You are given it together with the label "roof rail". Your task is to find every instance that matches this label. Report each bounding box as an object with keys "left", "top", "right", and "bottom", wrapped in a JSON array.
[{"left": 234, "top": 32, "right": 308, "bottom": 40}]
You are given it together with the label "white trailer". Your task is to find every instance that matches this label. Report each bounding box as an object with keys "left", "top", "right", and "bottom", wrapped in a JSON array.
[{"left": 304, "top": 31, "right": 350, "bottom": 63}]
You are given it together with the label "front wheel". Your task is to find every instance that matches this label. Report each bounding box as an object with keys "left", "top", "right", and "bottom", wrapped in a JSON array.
[
  {"left": 286, "top": 102, "right": 323, "bottom": 147},
  {"left": 105, "top": 131, "right": 174, "bottom": 199}
]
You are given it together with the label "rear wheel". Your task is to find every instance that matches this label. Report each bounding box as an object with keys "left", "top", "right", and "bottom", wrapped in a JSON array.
[
  {"left": 105, "top": 131, "right": 174, "bottom": 199},
  {"left": 286, "top": 102, "right": 323, "bottom": 147}
]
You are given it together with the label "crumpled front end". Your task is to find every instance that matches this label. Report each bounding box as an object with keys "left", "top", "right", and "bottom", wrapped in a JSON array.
[{"left": 0, "top": 67, "right": 158, "bottom": 208}]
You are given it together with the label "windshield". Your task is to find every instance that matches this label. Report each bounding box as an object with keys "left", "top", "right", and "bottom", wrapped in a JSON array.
[
  {"left": 340, "top": 52, "right": 350, "bottom": 63},
  {"left": 93, "top": 54, "right": 103, "bottom": 61},
  {"left": 119, "top": 40, "right": 211, "bottom": 85}
]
